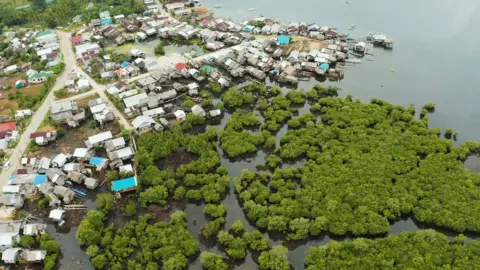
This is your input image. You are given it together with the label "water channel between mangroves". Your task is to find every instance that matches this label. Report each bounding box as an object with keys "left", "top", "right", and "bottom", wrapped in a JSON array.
[{"left": 51, "top": 0, "right": 480, "bottom": 269}]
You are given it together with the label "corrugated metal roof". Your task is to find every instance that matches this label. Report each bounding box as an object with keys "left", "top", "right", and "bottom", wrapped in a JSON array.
[{"left": 111, "top": 176, "right": 137, "bottom": 192}]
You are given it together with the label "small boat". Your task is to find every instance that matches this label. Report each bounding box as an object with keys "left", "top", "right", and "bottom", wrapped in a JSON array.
[
  {"left": 213, "top": 4, "right": 223, "bottom": 8},
  {"left": 248, "top": 8, "right": 256, "bottom": 11},
  {"left": 194, "top": 0, "right": 199, "bottom": 3},
  {"left": 348, "top": 24, "right": 356, "bottom": 30}
]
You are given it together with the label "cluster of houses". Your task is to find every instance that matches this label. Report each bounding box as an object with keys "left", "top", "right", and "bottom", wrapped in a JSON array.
[
  {"left": 7, "top": 128, "right": 135, "bottom": 213},
  {"left": 0, "top": 221, "right": 48, "bottom": 265},
  {"left": 107, "top": 66, "right": 222, "bottom": 133},
  {"left": 187, "top": 37, "right": 345, "bottom": 84},
  {"left": 2, "top": 29, "right": 61, "bottom": 89},
  {"left": 64, "top": 71, "right": 91, "bottom": 93},
  {"left": 50, "top": 100, "right": 86, "bottom": 128}
]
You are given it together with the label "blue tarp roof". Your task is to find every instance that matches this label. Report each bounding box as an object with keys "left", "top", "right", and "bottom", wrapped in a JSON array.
[
  {"left": 242, "top": 26, "right": 254, "bottom": 32},
  {"left": 33, "top": 175, "right": 47, "bottom": 185},
  {"left": 319, "top": 63, "right": 330, "bottom": 70},
  {"left": 89, "top": 157, "right": 105, "bottom": 166},
  {"left": 100, "top": 18, "right": 113, "bottom": 25},
  {"left": 277, "top": 35, "right": 291, "bottom": 45},
  {"left": 121, "top": 61, "right": 130, "bottom": 68},
  {"left": 111, "top": 176, "right": 137, "bottom": 192}
]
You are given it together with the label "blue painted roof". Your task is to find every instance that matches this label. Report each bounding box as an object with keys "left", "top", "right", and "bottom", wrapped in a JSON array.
[
  {"left": 319, "top": 63, "right": 330, "bottom": 70},
  {"left": 111, "top": 176, "right": 137, "bottom": 192},
  {"left": 38, "top": 30, "right": 53, "bottom": 37},
  {"left": 121, "top": 61, "right": 130, "bottom": 68},
  {"left": 100, "top": 18, "right": 113, "bottom": 26},
  {"left": 89, "top": 157, "right": 105, "bottom": 166},
  {"left": 242, "top": 26, "right": 254, "bottom": 32},
  {"left": 277, "top": 35, "right": 291, "bottom": 45},
  {"left": 33, "top": 175, "right": 47, "bottom": 185}
]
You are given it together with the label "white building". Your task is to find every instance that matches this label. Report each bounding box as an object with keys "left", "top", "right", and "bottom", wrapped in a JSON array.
[
  {"left": 174, "top": 110, "right": 186, "bottom": 122},
  {"left": 86, "top": 131, "right": 112, "bottom": 148},
  {"left": 77, "top": 79, "right": 90, "bottom": 91},
  {"left": 191, "top": 105, "right": 206, "bottom": 117},
  {"left": 15, "top": 109, "right": 32, "bottom": 120},
  {"left": 1, "top": 247, "right": 22, "bottom": 263},
  {"left": 0, "top": 233, "right": 20, "bottom": 251},
  {"left": 142, "top": 107, "right": 165, "bottom": 118},
  {"left": 123, "top": 92, "right": 148, "bottom": 108},
  {"left": 132, "top": 115, "right": 157, "bottom": 132},
  {"left": 105, "top": 137, "right": 126, "bottom": 152}
]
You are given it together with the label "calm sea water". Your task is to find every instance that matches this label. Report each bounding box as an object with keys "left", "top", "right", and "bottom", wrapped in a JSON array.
[
  {"left": 53, "top": 2, "right": 480, "bottom": 269},
  {"left": 202, "top": 0, "right": 480, "bottom": 143}
]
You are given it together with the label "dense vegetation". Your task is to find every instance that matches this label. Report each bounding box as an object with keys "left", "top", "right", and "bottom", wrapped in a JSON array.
[
  {"left": 17, "top": 233, "right": 60, "bottom": 270},
  {"left": 305, "top": 230, "right": 480, "bottom": 269},
  {"left": 233, "top": 85, "right": 480, "bottom": 236},
  {"left": 219, "top": 110, "right": 275, "bottom": 157},
  {"left": 0, "top": 0, "right": 146, "bottom": 28},
  {"left": 216, "top": 221, "right": 270, "bottom": 261},
  {"left": 136, "top": 125, "right": 229, "bottom": 204},
  {"left": 74, "top": 81, "right": 480, "bottom": 268},
  {"left": 77, "top": 210, "right": 199, "bottom": 269}
]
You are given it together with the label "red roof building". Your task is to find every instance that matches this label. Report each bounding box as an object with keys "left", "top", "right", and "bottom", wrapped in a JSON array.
[
  {"left": 0, "top": 121, "right": 16, "bottom": 133},
  {"left": 175, "top": 62, "right": 188, "bottom": 71},
  {"left": 71, "top": 35, "right": 83, "bottom": 45},
  {"left": 16, "top": 168, "right": 28, "bottom": 175},
  {"left": 30, "top": 131, "right": 47, "bottom": 139}
]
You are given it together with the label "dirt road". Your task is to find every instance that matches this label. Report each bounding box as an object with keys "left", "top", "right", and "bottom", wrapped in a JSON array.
[
  {"left": 55, "top": 31, "right": 132, "bottom": 129},
  {"left": 0, "top": 31, "right": 74, "bottom": 185},
  {"left": 0, "top": 31, "right": 132, "bottom": 187}
]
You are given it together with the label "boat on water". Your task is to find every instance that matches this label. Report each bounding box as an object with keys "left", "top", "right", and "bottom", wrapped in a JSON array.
[
  {"left": 213, "top": 4, "right": 223, "bottom": 8},
  {"left": 348, "top": 24, "right": 357, "bottom": 30},
  {"left": 194, "top": 0, "right": 199, "bottom": 3},
  {"left": 248, "top": 8, "right": 256, "bottom": 11}
]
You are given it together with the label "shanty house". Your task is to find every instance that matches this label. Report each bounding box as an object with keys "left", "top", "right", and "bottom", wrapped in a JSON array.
[
  {"left": 0, "top": 195, "right": 24, "bottom": 208},
  {"left": 85, "top": 178, "right": 100, "bottom": 189},
  {"left": 73, "top": 148, "right": 92, "bottom": 161},
  {"left": 191, "top": 105, "right": 206, "bottom": 117},
  {"left": 1, "top": 247, "right": 22, "bottom": 263},
  {"left": 142, "top": 107, "right": 165, "bottom": 118},
  {"left": 15, "top": 109, "right": 32, "bottom": 120},
  {"left": 0, "top": 233, "right": 20, "bottom": 251},
  {"left": 111, "top": 176, "right": 137, "bottom": 193},
  {"left": 105, "top": 137, "right": 126, "bottom": 152},
  {"left": 132, "top": 115, "right": 157, "bottom": 132},
  {"left": 67, "top": 171, "right": 86, "bottom": 184},
  {"left": 52, "top": 154, "right": 67, "bottom": 168},
  {"left": 2, "top": 185, "right": 20, "bottom": 195},
  {"left": 123, "top": 92, "right": 148, "bottom": 109},
  {"left": 86, "top": 131, "right": 112, "bottom": 148},
  {"left": 174, "top": 110, "right": 186, "bottom": 122},
  {"left": 51, "top": 101, "right": 78, "bottom": 122},
  {"left": 53, "top": 186, "right": 75, "bottom": 204},
  {"left": 89, "top": 157, "right": 108, "bottom": 171},
  {"left": 38, "top": 157, "right": 50, "bottom": 173},
  {"left": 46, "top": 168, "right": 66, "bottom": 186},
  {"left": 49, "top": 209, "right": 65, "bottom": 223},
  {"left": 108, "top": 147, "right": 134, "bottom": 161},
  {"left": 23, "top": 223, "right": 46, "bottom": 236},
  {"left": 119, "top": 164, "right": 133, "bottom": 174},
  {"left": 25, "top": 250, "right": 47, "bottom": 262},
  {"left": 30, "top": 131, "right": 57, "bottom": 146}
]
